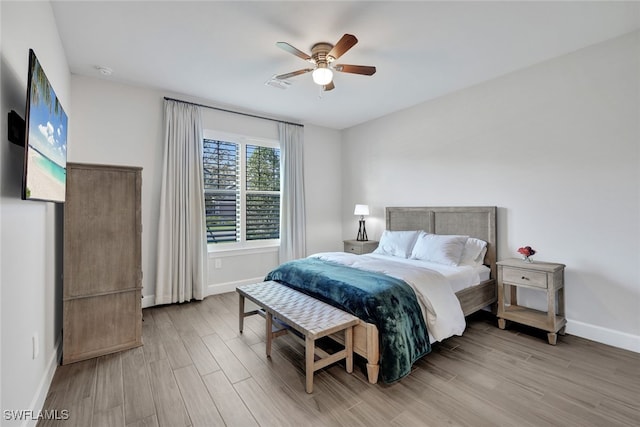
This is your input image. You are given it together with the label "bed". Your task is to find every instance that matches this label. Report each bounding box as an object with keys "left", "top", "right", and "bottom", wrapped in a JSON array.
[{"left": 267, "top": 206, "right": 497, "bottom": 384}]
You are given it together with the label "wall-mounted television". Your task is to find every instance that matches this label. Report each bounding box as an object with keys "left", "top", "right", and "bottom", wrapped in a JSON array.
[{"left": 22, "top": 49, "right": 67, "bottom": 202}]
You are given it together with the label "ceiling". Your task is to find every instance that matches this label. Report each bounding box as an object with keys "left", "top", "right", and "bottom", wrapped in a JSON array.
[{"left": 50, "top": 1, "right": 640, "bottom": 130}]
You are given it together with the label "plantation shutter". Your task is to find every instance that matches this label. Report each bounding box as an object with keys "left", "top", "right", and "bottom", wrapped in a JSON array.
[
  {"left": 203, "top": 140, "right": 239, "bottom": 243},
  {"left": 246, "top": 145, "right": 280, "bottom": 241}
]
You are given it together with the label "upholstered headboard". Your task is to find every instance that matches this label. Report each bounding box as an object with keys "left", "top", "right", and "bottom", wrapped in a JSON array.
[{"left": 386, "top": 206, "right": 497, "bottom": 279}]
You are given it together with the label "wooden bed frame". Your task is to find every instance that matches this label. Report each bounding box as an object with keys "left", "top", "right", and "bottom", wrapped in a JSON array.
[{"left": 336, "top": 206, "right": 498, "bottom": 384}]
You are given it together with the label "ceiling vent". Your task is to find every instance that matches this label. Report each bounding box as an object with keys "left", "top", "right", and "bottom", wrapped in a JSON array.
[{"left": 264, "top": 76, "right": 292, "bottom": 90}]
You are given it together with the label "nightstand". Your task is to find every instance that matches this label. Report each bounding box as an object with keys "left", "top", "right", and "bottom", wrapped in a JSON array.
[
  {"left": 343, "top": 240, "right": 378, "bottom": 255},
  {"left": 497, "top": 259, "right": 566, "bottom": 345}
]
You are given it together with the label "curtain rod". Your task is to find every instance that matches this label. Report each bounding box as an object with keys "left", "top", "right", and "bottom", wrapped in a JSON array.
[{"left": 163, "top": 96, "right": 303, "bottom": 128}]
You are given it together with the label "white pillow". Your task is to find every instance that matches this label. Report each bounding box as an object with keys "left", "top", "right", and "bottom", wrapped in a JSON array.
[
  {"left": 373, "top": 230, "right": 421, "bottom": 258},
  {"left": 459, "top": 237, "right": 488, "bottom": 266},
  {"left": 411, "top": 232, "right": 468, "bottom": 266},
  {"left": 475, "top": 247, "right": 488, "bottom": 265}
]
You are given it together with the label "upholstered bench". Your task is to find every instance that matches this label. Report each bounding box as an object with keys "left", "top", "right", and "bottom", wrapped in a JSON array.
[{"left": 237, "top": 281, "right": 359, "bottom": 393}]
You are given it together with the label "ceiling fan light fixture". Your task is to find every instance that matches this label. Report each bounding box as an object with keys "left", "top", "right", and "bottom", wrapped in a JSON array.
[
  {"left": 312, "top": 65, "right": 333, "bottom": 86},
  {"left": 276, "top": 34, "right": 374, "bottom": 92}
]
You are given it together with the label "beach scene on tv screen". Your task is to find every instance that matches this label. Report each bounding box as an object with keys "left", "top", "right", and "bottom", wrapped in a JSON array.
[{"left": 25, "top": 53, "right": 67, "bottom": 202}]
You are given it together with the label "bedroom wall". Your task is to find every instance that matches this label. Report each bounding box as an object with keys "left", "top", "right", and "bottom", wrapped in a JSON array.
[
  {"left": 0, "top": 1, "right": 70, "bottom": 424},
  {"left": 341, "top": 31, "right": 640, "bottom": 352},
  {"left": 69, "top": 76, "right": 343, "bottom": 305}
]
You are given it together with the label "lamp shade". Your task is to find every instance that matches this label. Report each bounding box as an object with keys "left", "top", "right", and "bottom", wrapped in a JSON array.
[{"left": 354, "top": 204, "right": 369, "bottom": 216}]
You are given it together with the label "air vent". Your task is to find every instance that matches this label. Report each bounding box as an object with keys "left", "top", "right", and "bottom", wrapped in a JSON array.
[{"left": 265, "top": 76, "right": 291, "bottom": 90}]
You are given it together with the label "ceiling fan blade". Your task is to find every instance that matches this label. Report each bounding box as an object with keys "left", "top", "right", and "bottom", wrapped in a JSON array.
[
  {"left": 323, "top": 81, "right": 335, "bottom": 91},
  {"left": 276, "top": 42, "right": 312, "bottom": 61},
  {"left": 327, "top": 34, "right": 358, "bottom": 60},
  {"left": 275, "top": 68, "right": 313, "bottom": 80},
  {"left": 334, "top": 64, "right": 376, "bottom": 76}
]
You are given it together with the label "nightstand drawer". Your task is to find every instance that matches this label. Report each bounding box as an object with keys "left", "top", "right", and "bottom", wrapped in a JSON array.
[
  {"left": 344, "top": 244, "right": 363, "bottom": 254},
  {"left": 502, "top": 267, "right": 547, "bottom": 288},
  {"left": 343, "top": 240, "right": 378, "bottom": 255}
]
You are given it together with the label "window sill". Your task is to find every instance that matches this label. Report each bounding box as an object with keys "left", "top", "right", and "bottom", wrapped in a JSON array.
[{"left": 208, "top": 242, "right": 279, "bottom": 258}]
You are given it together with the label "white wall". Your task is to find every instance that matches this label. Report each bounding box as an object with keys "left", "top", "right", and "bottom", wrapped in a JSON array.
[
  {"left": 0, "top": 1, "right": 70, "bottom": 424},
  {"left": 69, "top": 76, "right": 164, "bottom": 306},
  {"left": 69, "top": 77, "right": 343, "bottom": 304},
  {"left": 303, "top": 124, "right": 343, "bottom": 255},
  {"left": 342, "top": 32, "right": 640, "bottom": 351}
]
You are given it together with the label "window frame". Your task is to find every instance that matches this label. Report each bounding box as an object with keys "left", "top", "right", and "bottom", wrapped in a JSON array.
[{"left": 203, "top": 130, "right": 281, "bottom": 253}]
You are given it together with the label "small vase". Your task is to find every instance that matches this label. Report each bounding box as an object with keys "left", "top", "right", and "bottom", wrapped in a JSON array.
[{"left": 522, "top": 256, "right": 533, "bottom": 263}]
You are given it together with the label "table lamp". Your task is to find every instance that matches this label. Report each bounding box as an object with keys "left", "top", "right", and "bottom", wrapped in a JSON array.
[{"left": 354, "top": 204, "right": 369, "bottom": 241}]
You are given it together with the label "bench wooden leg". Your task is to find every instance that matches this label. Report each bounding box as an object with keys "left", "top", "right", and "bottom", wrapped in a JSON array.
[
  {"left": 266, "top": 313, "right": 273, "bottom": 357},
  {"left": 238, "top": 294, "right": 245, "bottom": 333},
  {"left": 345, "top": 327, "right": 353, "bottom": 374},
  {"left": 366, "top": 325, "right": 380, "bottom": 384},
  {"left": 366, "top": 363, "right": 380, "bottom": 384},
  {"left": 305, "top": 336, "right": 315, "bottom": 394},
  {"left": 498, "top": 318, "right": 506, "bottom": 330}
]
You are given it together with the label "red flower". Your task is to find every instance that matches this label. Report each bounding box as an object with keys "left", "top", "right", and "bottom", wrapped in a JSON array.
[{"left": 518, "top": 246, "right": 536, "bottom": 257}]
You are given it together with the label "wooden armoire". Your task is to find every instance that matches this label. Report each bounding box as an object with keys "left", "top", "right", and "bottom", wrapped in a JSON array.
[{"left": 62, "top": 163, "right": 143, "bottom": 364}]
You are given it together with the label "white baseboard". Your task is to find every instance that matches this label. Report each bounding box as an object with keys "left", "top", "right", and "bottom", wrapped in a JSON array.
[
  {"left": 205, "top": 276, "right": 265, "bottom": 296},
  {"left": 142, "top": 294, "right": 155, "bottom": 308},
  {"left": 23, "top": 334, "right": 62, "bottom": 427},
  {"left": 566, "top": 319, "right": 640, "bottom": 353},
  {"left": 142, "top": 277, "right": 264, "bottom": 309},
  {"left": 143, "top": 288, "right": 639, "bottom": 354}
]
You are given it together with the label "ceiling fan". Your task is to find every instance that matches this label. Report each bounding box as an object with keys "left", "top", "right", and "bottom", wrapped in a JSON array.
[{"left": 274, "top": 34, "right": 376, "bottom": 91}]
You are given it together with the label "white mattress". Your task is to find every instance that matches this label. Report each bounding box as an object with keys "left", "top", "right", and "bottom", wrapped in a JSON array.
[
  {"left": 309, "top": 252, "right": 481, "bottom": 343},
  {"left": 376, "top": 256, "right": 491, "bottom": 293}
]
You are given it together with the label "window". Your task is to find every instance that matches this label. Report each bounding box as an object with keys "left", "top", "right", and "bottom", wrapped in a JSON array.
[
  {"left": 245, "top": 145, "right": 280, "bottom": 241},
  {"left": 203, "top": 140, "right": 239, "bottom": 243},
  {"left": 203, "top": 133, "right": 280, "bottom": 247}
]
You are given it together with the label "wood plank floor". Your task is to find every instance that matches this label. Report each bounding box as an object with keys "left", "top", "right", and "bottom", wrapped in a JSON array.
[{"left": 39, "top": 292, "right": 640, "bottom": 426}]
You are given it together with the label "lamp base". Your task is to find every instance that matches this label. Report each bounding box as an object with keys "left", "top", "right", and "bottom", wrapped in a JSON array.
[{"left": 356, "top": 219, "right": 368, "bottom": 241}]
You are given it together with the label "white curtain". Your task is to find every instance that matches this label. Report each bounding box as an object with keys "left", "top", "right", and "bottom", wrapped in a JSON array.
[
  {"left": 278, "top": 123, "right": 306, "bottom": 262},
  {"left": 155, "top": 100, "right": 207, "bottom": 304}
]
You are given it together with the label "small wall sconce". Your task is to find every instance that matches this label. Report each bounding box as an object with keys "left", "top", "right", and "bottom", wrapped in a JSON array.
[{"left": 354, "top": 204, "right": 369, "bottom": 241}]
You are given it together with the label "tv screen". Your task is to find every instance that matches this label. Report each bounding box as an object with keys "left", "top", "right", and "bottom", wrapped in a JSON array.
[{"left": 22, "top": 49, "right": 68, "bottom": 202}]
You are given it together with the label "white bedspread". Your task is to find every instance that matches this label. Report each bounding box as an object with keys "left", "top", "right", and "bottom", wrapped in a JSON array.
[{"left": 309, "top": 252, "right": 466, "bottom": 343}]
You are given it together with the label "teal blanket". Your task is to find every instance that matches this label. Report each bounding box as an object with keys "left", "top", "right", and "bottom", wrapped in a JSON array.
[{"left": 265, "top": 258, "right": 430, "bottom": 383}]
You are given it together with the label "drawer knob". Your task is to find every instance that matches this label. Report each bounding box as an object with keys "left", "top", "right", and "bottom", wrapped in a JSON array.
[{"left": 521, "top": 276, "right": 529, "bottom": 280}]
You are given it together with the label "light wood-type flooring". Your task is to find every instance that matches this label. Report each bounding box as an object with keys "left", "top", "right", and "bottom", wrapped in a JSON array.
[{"left": 39, "top": 292, "right": 640, "bottom": 426}]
